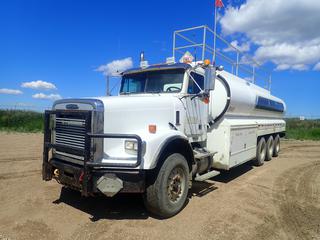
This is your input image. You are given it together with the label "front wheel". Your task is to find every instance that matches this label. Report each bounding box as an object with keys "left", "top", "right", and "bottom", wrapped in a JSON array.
[{"left": 143, "top": 153, "right": 189, "bottom": 218}]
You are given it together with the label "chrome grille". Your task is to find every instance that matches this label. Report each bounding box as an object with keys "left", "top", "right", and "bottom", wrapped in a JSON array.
[{"left": 54, "top": 117, "right": 86, "bottom": 150}]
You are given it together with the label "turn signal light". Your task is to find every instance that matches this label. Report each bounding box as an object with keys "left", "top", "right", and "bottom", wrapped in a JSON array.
[
  {"left": 202, "top": 97, "right": 210, "bottom": 104},
  {"left": 149, "top": 124, "right": 157, "bottom": 134}
]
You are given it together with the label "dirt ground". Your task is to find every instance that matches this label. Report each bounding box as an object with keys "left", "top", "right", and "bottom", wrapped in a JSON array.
[{"left": 0, "top": 133, "right": 319, "bottom": 240}]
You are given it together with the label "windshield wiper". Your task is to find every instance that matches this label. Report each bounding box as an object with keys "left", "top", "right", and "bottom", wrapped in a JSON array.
[{"left": 147, "top": 90, "right": 161, "bottom": 94}]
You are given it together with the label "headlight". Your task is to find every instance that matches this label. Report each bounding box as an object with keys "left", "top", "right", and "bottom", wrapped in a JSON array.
[{"left": 124, "top": 140, "right": 138, "bottom": 152}]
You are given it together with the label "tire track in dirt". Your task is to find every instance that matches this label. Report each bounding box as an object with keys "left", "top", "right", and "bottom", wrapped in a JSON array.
[
  {"left": 0, "top": 157, "right": 40, "bottom": 163},
  {"left": 249, "top": 156, "right": 320, "bottom": 240},
  {"left": 0, "top": 170, "right": 40, "bottom": 180},
  {"left": 273, "top": 161, "right": 320, "bottom": 239},
  {"left": 250, "top": 161, "right": 320, "bottom": 240},
  {"left": 12, "top": 220, "right": 59, "bottom": 240},
  {"left": 69, "top": 221, "right": 116, "bottom": 240},
  {"left": 282, "top": 143, "right": 320, "bottom": 151}
]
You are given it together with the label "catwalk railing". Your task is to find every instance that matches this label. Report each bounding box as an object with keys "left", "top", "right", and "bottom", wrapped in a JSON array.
[{"left": 173, "top": 25, "right": 272, "bottom": 91}]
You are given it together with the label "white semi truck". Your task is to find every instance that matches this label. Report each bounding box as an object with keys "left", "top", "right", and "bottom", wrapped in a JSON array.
[{"left": 42, "top": 26, "right": 286, "bottom": 217}]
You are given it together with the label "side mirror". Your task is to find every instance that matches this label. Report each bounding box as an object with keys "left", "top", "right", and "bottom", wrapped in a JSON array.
[
  {"left": 216, "top": 65, "right": 224, "bottom": 71},
  {"left": 204, "top": 66, "right": 216, "bottom": 91}
]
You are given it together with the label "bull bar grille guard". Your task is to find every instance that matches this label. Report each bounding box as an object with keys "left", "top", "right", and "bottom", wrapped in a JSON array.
[{"left": 42, "top": 110, "right": 143, "bottom": 196}]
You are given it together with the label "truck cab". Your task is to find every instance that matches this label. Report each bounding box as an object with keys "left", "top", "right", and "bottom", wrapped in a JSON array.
[{"left": 43, "top": 61, "right": 218, "bottom": 217}]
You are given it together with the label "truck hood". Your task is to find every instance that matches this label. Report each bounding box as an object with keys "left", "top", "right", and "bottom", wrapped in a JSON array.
[
  {"left": 96, "top": 94, "right": 180, "bottom": 135},
  {"left": 52, "top": 94, "right": 185, "bottom": 168}
]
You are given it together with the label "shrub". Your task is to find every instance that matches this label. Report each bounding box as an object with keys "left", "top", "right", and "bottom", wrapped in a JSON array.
[{"left": 0, "top": 110, "right": 43, "bottom": 132}]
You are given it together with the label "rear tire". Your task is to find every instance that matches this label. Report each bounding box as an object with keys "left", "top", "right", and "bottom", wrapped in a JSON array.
[
  {"left": 265, "top": 136, "right": 274, "bottom": 161},
  {"left": 254, "top": 137, "right": 266, "bottom": 166},
  {"left": 273, "top": 135, "right": 280, "bottom": 157},
  {"left": 143, "top": 153, "right": 189, "bottom": 218}
]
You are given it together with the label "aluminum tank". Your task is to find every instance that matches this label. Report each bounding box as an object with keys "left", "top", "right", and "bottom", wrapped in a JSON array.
[{"left": 209, "top": 70, "right": 286, "bottom": 121}]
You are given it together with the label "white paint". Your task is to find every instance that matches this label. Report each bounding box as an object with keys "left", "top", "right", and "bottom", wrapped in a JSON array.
[{"left": 54, "top": 62, "right": 286, "bottom": 171}]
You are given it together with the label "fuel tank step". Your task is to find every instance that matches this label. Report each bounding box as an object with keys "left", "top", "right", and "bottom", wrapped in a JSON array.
[
  {"left": 193, "top": 149, "right": 217, "bottom": 160},
  {"left": 195, "top": 170, "right": 220, "bottom": 182}
]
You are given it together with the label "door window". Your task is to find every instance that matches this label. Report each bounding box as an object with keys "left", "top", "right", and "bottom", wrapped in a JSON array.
[{"left": 188, "top": 72, "right": 204, "bottom": 94}]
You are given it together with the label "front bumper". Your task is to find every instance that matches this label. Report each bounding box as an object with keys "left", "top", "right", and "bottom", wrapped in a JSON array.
[
  {"left": 42, "top": 110, "right": 144, "bottom": 196},
  {"left": 43, "top": 158, "right": 145, "bottom": 195}
]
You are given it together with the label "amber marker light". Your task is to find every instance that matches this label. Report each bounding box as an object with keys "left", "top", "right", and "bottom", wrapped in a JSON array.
[
  {"left": 149, "top": 124, "right": 157, "bottom": 134},
  {"left": 204, "top": 97, "right": 210, "bottom": 104},
  {"left": 204, "top": 59, "right": 211, "bottom": 66}
]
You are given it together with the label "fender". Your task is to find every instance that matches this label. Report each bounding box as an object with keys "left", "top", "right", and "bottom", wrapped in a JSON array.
[{"left": 147, "top": 133, "right": 194, "bottom": 170}]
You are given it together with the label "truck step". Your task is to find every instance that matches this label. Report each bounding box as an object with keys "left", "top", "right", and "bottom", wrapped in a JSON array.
[
  {"left": 193, "top": 150, "right": 217, "bottom": 160},
  {"left": 195, "top": 170, "right": 220, "bottom": 182}
]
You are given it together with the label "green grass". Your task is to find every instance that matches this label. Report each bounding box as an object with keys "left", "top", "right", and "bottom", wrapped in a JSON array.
[
  {"left": 0, "top": 110, "right": 44, "bottom": 132},
  {"left": 0, "top": 110, "right": 319, "bottom": 140},
  {"left": 286, "top": 118, "right": 320, "bottom": 140}
]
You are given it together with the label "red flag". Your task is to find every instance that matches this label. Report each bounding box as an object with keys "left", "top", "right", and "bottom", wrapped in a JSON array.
[{"left": 215, "top": 0, "right": 224, "bottom": 8}]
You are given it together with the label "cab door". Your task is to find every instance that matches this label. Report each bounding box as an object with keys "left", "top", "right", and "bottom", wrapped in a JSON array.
[{"left": 183, "top": 71, "right": 208, "bottom": 142}]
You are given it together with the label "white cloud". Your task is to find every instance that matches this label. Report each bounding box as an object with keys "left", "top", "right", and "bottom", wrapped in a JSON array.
[
  {"left": 275, "top": 64, "right": 291, "bottom": 71},
  {"left": 32, "top": 93, "right": 62, "bottom": 100},
  {"left": 223, "top": 40, "right": 250, "bottom": 52},
  {"left": 313, "top": 62, "right": 320, "bottom": 71},
  {"left": 275, "top": 63, "right": 308, "bottom": 71},
  {"left": 292, "top": 64, "right": 309, "bottom": 71},
  {"left": 254, "top": 43, "right": 320, "bottom": 70},
  {"left": 0, "top": 88, "right": 23, "bottom": 95},
  {"left": 95, "top": 57, "right": 133, "bottom": 76},
  {"left": 220, "top": 0, "right": 320, "bottom": 71},
  {"left": 21, "top": 80, "right": 57, "bottom": 90}
]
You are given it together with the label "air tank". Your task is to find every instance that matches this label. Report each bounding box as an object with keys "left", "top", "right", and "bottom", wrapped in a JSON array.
[{"left": 209, "top": 70, "right": 286, "bottom": 121}]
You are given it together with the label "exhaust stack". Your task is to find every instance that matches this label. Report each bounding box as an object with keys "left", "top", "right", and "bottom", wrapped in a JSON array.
[{"left": 140, "top": 51, "right": 149, "bottom": 68}]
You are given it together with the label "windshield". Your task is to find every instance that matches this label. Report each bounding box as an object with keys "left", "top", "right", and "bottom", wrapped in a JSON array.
[{"left": 120, "top": 69, "right": 185, "bottom": 94}]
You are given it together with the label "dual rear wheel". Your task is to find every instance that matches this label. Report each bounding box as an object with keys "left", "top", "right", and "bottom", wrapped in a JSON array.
[{"left": 254, "top": 134, "right": 281, "bottom": 166}]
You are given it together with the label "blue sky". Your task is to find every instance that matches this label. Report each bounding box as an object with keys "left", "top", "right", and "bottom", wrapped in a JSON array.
[{"left": 0, "top": 0, "right": 319, "bottom": 117}]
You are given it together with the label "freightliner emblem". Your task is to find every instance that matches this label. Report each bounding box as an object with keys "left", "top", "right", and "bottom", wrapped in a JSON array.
[{"left": 66, "top": 104, "right": 79, "bottom": 110}]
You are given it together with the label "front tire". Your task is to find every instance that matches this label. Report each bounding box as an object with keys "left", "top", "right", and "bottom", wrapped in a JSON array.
[{"left": 143, "top": 153, "right": 189, "bottom": 218}]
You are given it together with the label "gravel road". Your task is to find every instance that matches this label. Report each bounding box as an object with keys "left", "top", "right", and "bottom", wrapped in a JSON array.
[{"left": 0, "top": 133, "right": 319, "bottom": 240}]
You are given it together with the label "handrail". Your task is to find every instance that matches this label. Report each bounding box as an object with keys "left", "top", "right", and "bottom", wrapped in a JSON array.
[{"left": 173, "top": 25, "right": 272, "bottom": 91}]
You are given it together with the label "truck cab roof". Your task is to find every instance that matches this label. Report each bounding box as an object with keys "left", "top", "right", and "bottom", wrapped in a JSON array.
[{"left": 122, "top": 63, "right": 191, "bottom": 75}]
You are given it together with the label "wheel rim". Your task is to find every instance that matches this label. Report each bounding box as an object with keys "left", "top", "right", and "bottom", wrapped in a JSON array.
[
  {"left": 167, "top": 167, "right": 186, "bottom": 203},
  {"left": 276, "top": 141, "right": 280, "bottom": 153},
  {"left": 268, "top": 140, "right": 273, "bottom": 156},
  {"left": 260, "top": 142, "right": 266, "bottom": 160}
]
